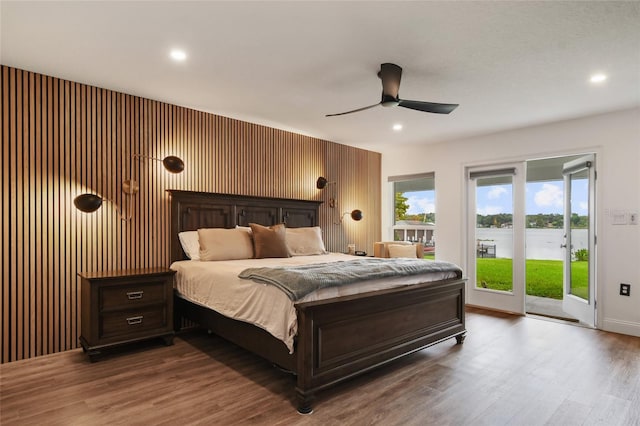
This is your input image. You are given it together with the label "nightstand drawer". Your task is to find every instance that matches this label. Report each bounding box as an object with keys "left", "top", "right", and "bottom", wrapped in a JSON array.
[
  {"left": 100, "top": 282, "right": 167, "bottom": 311},
  {"left": 100, "top": 307, "right": 167, "bottom": 340}
]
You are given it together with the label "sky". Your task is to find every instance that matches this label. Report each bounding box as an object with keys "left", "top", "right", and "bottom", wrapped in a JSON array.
[
  {"left": 405, "top": 191, "right": 435, "bottom": 215},
  {"left": 404, "top": 179, "right": 589, "bottom": 216}
]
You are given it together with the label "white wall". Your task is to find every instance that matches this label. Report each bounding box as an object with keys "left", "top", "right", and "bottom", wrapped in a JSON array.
[{"left": 380, "top": 107, "right": 640, "bottom": 337}]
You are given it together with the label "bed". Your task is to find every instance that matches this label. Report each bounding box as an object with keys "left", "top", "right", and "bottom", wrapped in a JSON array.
[{"left": 169, "top": 190, "right": 467, "bottom": 413}]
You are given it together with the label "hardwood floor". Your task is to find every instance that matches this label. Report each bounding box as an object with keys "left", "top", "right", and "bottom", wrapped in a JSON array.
[{"left": 1, "top": 308, "right": 639, "bottom": 425}]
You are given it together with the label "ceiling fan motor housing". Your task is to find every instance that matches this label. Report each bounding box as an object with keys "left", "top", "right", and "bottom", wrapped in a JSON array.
[{"left": 381, "top": 94, "right": 400, "bottom": 107}]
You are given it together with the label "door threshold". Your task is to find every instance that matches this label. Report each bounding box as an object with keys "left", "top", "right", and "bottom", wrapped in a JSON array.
[
  {"left": 526, "top": 311, "right": 579, "bottom": 323},
  {"left": 526, "top": 312, "right": 594, "bottom": 329}
]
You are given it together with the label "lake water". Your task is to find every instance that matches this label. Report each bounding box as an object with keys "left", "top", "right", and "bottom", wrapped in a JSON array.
[{"left": 476, "top": 228, "right": 588, "bottom": 260}]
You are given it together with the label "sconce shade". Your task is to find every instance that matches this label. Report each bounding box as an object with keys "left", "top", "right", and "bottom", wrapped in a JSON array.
[
  {"left": 350, "top": 209, "right": 363, "bottom": 221},
  {"left": 316, "top": 176, "right": 328, "bottom": 189},
  {"left": 162, "top": 156, "right": 184, "bottom": 173},
  {"left": 74, "top": 193, "right": 103, "bottom": 213}
]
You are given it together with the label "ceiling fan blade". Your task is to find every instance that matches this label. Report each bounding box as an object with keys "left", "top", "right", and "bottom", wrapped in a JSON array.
[
  {"left": 398, "top": 99, "right": 459, "bottom": 114},
  {"left": 325, "top": 103, "right": 380, "bottom": 117},
  {"left": 379, "top": 63, "right": 402, "bottom": 99}
]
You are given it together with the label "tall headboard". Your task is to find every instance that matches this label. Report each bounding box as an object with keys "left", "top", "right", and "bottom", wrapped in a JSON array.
[{"left": 168, "top": 190, "right": 322, "bottom": 263}]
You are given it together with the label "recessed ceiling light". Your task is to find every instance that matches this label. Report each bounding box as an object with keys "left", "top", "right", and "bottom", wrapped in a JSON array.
[
  {"left": 393, "top": 124, "right": 403, "bottom": 131},
  {"left": 590, "top": 73, "right": 607, "bottom": 83},
  {"left": 170, "top": 49, "right": 187, "bottom": 61}
]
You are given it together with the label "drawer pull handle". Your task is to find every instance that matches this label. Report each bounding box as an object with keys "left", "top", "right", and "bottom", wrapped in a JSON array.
[
  {"left": 127, "top": 291, "right": 144, "bottom": 300},
  {"left": 126, "top": 316, "right": 143, "bottom": 325}
]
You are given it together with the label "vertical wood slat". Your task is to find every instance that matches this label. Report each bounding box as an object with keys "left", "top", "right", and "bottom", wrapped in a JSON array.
[
  {"left": 28, "top": 71, "right": 36, "bottom": 358},
  {"left": 0, "top": 65, "right": 381, "bottom": 363},
  {"left": 17, "top": 68, "right": 24, "bottom": 361}
]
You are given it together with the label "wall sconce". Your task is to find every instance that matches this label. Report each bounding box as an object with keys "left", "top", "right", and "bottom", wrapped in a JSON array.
[
  {"left": 316, "top": 176, "right": 336, "bottom": 208},
  {"left": 74, "top": 154, "right": 184, "bottom": 220},
  {"left": 341, "top": 209, "right": 363, "bottom": 222},
  {"left": 73, "top": 193, "right": 105, "bottom": 213},
  {"left": 316, "top": 176, "right": 333, "bottom": 189},
  {"left": 73, "top": 193, "right": 132, "bottom": 221},
  {"left": 135, "top": 154, "right": 184, "bottom": 174},
  {"left": 316, "top": 176, "right": 363, "bottom": 224}
]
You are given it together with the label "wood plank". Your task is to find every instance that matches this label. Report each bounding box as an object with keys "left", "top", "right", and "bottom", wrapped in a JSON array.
[
  {"left": 63, "top": 79, "right": 71, "bottom": 351},
  {"left": 33, "top": 73, "right": 41, "bottom": 355},
  {"left": 43, "top": 74, "right": 52, "bottom": 357},
  {"left": 1, "top": 309, "right": 638, "bottom": 425},
  {"left": 1, "top": 66, "right": 10, "bottom": 361},
  {"left": 16, "top": 68, "right": 24, "bottom": 362}
]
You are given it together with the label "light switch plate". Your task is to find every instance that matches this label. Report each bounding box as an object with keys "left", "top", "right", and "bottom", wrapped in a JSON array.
[
  {"left": 629, "top": 211, "right": 638, "bottom": 225},
  {"left": 612, "top": 210, "right": 627, "bottom": 225}
]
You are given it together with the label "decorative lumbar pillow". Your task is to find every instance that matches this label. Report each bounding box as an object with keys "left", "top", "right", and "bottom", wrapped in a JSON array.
[
  {"left": 387, "top": 244, "right": 418, "bottom": 259},
  {"left": 285, "top": 226, "right": 327, "bottom": 256},
  {"left": 178, "top": 231, "right": 201, "bottom": 260},
  {"left": 198, "top": 228, "right": 254, "bottom": 261},
  {"left": 250, "top": 223, "right": 291, "bottom": 259}
]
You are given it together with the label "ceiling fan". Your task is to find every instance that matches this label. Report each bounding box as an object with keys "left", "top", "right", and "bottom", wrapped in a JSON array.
[{"left": 326, "top": 63, "right": 458, "bottom": 117}]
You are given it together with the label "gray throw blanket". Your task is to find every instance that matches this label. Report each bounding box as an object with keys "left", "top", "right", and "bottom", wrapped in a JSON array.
[{"left": 238, "top": 258, "right": 462, "bottom": 301}]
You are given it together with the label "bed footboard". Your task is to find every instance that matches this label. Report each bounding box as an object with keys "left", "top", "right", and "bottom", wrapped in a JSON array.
[{"left": 294, "top": 277, "right": 466, "bottom": 414}]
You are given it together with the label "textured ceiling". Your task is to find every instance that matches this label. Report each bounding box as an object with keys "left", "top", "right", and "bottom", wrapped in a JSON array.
[{"left": 1, "top": 1, "right": 639, "bottom": 151}]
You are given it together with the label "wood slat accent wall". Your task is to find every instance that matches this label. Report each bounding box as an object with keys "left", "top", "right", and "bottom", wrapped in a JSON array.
[{"left": 0, "top": 65, "right": 381, "bottom": 363}]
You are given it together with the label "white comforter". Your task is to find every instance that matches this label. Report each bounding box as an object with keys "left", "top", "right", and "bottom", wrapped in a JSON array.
[{"left": 171, "top": 253, "right": 458, "bottom": 353}]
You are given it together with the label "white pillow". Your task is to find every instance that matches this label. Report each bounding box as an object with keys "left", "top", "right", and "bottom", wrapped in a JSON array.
[
  {"left": 198, "top": 228, "right": 254, "bottom": 261},
  {"left": 285, "top": 226, "right": 327, "bottom": 256},
  {"left": 178, "top": 231, "right": 200, "bottom": 260},
  {"left": 387, "top": 244, "right": 417, "bottom": 259}
]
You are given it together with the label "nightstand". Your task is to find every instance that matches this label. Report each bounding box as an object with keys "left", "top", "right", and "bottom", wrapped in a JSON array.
[{"left": 79, "top": 268, "right": 176, "bottom": 360}]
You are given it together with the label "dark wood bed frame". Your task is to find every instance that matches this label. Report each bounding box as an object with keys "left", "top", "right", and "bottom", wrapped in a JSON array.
[{"left": 169, "top": 190, "right": 466, "bottom": 413}]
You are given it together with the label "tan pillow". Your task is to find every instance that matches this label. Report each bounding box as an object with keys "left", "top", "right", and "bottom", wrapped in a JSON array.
[
  {"left": 285, "top": 226, "right": 326, "bottom": 256},
  {"left": 198, "top": 228, "right": 254, "bottom": 261},
  {"left": 250, "top": 223, "right": 291, "bottom": 259},
  {"left": 387, "top": 244, "right": 418, "bottom": 259}
]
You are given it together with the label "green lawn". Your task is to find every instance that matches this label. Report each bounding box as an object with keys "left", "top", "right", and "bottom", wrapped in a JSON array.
[{"left": 475, "top": 258, "right": 588, "bottom": 299}]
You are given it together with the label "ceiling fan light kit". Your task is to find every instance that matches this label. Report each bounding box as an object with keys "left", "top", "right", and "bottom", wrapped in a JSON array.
[{"left": 326, "top": 63, "right": 458, "bottom": 117}]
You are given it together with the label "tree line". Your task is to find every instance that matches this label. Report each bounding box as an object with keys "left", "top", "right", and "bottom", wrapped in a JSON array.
[
  {"left": 395, "top": 192, "right": 588, "bottom": 228},
  {"left": 477, "top": 213, "right": 588, "bottom": 229}
]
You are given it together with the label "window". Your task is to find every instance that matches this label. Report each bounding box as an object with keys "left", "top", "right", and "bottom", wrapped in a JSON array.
[{"left": 389, "top": 173, "right": 435, "bottom": 258}]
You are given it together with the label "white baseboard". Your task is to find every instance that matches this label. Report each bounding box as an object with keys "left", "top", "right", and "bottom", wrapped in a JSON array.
[{"left": 601, "top": 317, "right": 640, "bottom": 337}]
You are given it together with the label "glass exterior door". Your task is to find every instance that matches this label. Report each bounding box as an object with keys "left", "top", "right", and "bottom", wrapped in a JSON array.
[
  {"left": 562, "top": 155, "right": 596, "bottom": 326},
  {"left": 467, "top": 165, "right": 525, "bottom": 314}
]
